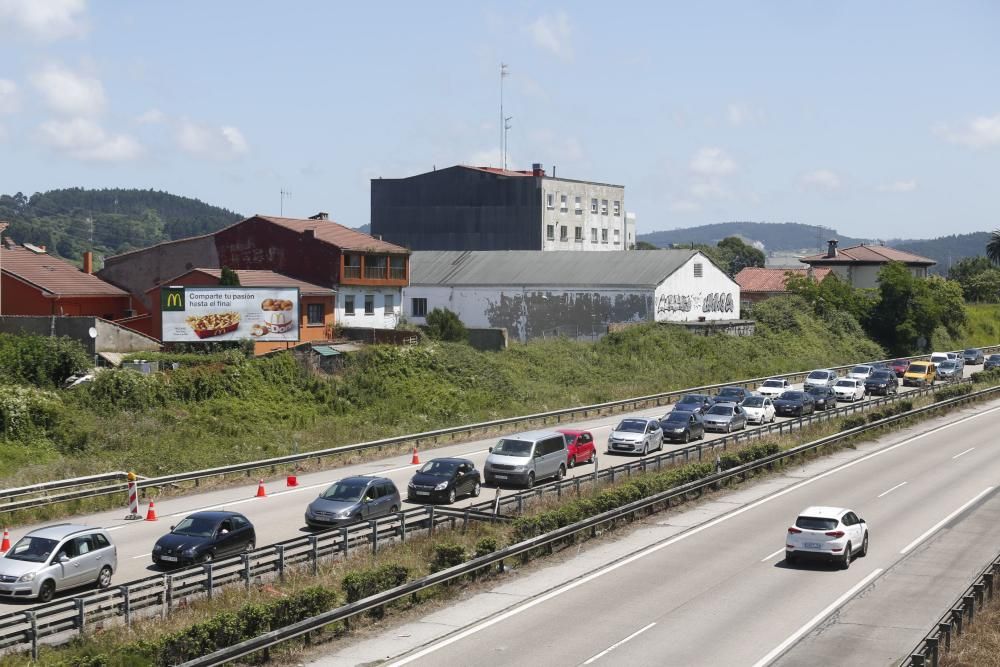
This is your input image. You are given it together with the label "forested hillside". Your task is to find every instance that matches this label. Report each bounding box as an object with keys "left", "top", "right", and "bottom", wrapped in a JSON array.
[
  {"left": 638, "top": 222, "right": 867, "bottom": 251},
  {"left": 890, "top": 232, "right": 992, "bottom": 273},
  {"left": 0, "top": 188, "right": 242, "bottom": 264}
]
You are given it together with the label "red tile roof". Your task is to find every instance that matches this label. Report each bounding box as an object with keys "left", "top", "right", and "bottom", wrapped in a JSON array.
[
  {"left": 800, "top": 244, "right": 935, "bottom": 265},
  {"left": 252, "top": 215, "right": 408, "bottom": 254},
  {"left": 194, "top": 269, "right": 335, "bottom": 295},
  {"left": 735, "top": 267, "right": 833, "bottom": 293},
  {"left": 1, "top": 245, "right": 129, "bottom": 297}
]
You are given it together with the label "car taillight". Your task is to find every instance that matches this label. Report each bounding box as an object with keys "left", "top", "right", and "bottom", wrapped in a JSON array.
[
  {"left": 788, "top": 527, "right": 802, "bottom": 534},
  {"left": 825, "top": 531, "right": 845, "bottom": 538}
]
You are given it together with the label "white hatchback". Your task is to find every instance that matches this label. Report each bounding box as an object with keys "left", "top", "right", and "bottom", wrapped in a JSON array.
[
  {"left": 786, "top": 506, "right": 868, "bottom": 568},
  {"left": 741, "top": 395, "right": 775, "bottom": 425},
  {"left": 833, "top": 378, "right": 865, "bottom": 402}
]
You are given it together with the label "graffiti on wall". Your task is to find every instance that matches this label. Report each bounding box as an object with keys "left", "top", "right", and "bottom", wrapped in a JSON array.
[
  {"left": 657, "top": 292, "right": 735, "bottom": 316},
  {"left": 657, "top": 294, "right": 692, "bottom": 312}
]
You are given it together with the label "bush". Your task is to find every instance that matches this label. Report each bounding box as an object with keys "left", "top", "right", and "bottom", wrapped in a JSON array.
[
  {"left": 86, "top": 369, "right": 167, "bottom": 412},
  {"left": 842, "top": 416, "right": 867, "bottom": 429},
  {"left": 935, "top": 383, "right": 974, "bottom": 402},
  {"left": 0, "top": 333, "right": 90, "bottom": 388},
  {"left": 341, "top": 564, "right": 410, "bottom": 604},
  {"left": 971, "top": 368, "right": 1000, "bottom": 385},
  {"left": 0, "top": 384, "right": 60, "bottom": 440},
  {"left": 424, "top": 308, "right": 467, "bottom": 342},
  {"left": 431, "top": 543, "right": 467, "bottom": 574},
  {"left": 474, "top": 536, "right": 499, "bottom": 558}
]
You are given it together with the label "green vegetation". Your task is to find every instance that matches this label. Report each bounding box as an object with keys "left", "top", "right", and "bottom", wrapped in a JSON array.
[
  {"left": 424, "top": 307, "right": 468, "bottom": 342},
  {"left": 948, "top": 256, "right": 1000, "bottom": 303},
  {"left": 0, "top": 334, "right": 90, "bottom": 388},
  {"left": 638, "top": 222, "right": 866, "bottom": 252}
]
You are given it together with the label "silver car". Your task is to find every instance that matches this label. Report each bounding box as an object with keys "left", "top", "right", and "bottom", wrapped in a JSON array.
[
  {"left": 935, "top": 360, "right": 962, "bottom": 383},
  {"left": 305, "top": 476, "right": 401, "bottom": 529},
  {"left": 607, "top": 418, "right": 663, "bottom": 455},
  {"left": 703, "top": 402, "right": 748, "bottom": 433},
  {"left": 804, "top": 369, "right": 838, "bottom": 389},
  {"left": 0, "top": 524, "right": 117, "bottom": 602},
  {"left": 484, "top": 430, "right": 568, "bottom": 488}
]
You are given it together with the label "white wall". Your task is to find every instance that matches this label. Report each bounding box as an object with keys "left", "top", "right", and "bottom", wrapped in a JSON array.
[
  {"left": 336, "top": 286, "right": 400, "bottom": 329},
  {"left": 824, "top": 263, "right": 929, "bottom": 289},
  {"left": 652, "top": 253, "right": 741, "bottom": 322},
  {"left": 540, "top": 179, "right": 628, "bottom": 251}
]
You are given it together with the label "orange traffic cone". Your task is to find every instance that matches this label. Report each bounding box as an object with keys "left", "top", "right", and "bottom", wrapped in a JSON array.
[
  {"left": 256, "top": 479, "right": 267, "bottom": 498},
  {"left": 411, "top": 447, "right": 420, "bottom": 465},
  {"left": 286, "top": 473, "right": 298, "bottom": 487},
  {"left": 144, "top": 501, "right": 158, "bottom": 521},
  {"left": 1, "top": 528, "right": 10, "bottom": 553}
]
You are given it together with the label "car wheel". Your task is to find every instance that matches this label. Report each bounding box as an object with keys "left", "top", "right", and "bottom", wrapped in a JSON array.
[
  {"left": 586, "top": 450, "right": 595, "bottom": 464},
  {"left": 683, "top": 431, "right": 690, "bottom": 444},
  {"left": 245, "top": 540, "right": 256, "bottom": 553},
  {"left": 859, "top": 532, "right": 869, "bottom": 557},
  {"left": 97, "top": 566, "right": 112, "bottom": 589},
  {"left": 785, "top": 552, "right": 797, "bottom": 566},
  {"left": 557, "top": 464, "right": 566, "bottom": 480},
  {"left": 840, "top": 543, "right": 852, "bottom": 570},
  {"left": 472, "top": 481, "right": 481, "bottom": 497},
  {"left": 37, "top": 580, "right": 55, "bottom": 603},
  {"left": 526, "top": 473, "right": 535, "bottom": 489},
  {"left": 447, "top": 488, "right": 456, "bottom": 504},
  {"left": 389, "top": 505, "right": 399, "bottom": 514},
  {"left": 726, "top": 423, "right": 732, "bottom": 433},
  {"left": 642, "top": 443, "right": 648, "bottom": 456}
]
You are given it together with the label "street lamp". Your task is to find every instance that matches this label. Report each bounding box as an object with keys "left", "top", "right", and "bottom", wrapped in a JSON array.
[{"left": 0, "top": 222, "right": 7, "bottom": 316}]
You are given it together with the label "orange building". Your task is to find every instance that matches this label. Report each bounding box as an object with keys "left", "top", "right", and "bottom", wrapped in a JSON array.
[{"left": 146, "top": 268, "right": 336, "bottom": 354}]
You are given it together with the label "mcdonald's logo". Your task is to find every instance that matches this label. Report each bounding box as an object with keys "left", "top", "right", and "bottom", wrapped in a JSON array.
[{"left": 162, "top": 288, "right": 185, "bottom": 311}]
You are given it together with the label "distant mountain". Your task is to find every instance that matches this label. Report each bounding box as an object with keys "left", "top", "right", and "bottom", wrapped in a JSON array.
[
  {"left": 889, "top": 232, "right": 991, "bottom": 274},
  {"left": 355, "top": 224, "right": 371, "bottom": 234},
  {"left": 0, "top": 188, "right": 242, "bottom": 264},
  {"left": 638, "top": 222, "right": 868, "bottom": 252}
]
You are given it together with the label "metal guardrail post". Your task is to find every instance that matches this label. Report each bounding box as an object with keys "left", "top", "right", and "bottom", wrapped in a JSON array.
[
  {"left": 120, "top": 585, "right": 131, "bottom": 627},
  {"left": 26, "top": 611, "right": 37, "bottom": 661},
  {"left": 204, "top": 562, "right": 214, "bottom": 599},
  {"left": 276, "top": 544, "right": 286, "bottom": 581},
  {"left": 242, "top": 553, "right": 251, "bottom": 590},
  {"left": 340, "top": 527, "right": 349, "bottom": 556},
  {"left": 429, "top": 506, "right": 436, "bottom": 536},
  {"left": 974, "top": 582, "right": 985, "bottom": 606},
  {"left": 953, "top": 608, "right": 963, "bottom": 635},
  {"left": 965, "top": 594, "right": 975, "bottom": 623},
  {"left": 75, "top": 597, "right": 85, "bottom": 632},
  {"left": 369, "top": 520, "right": 378, "bottom": 553},
  {"left": 308, "top": 535, "right": 319, "bottom": 575},
  {"left": 910, "top": 654, "right": 924, "bottom": 666},
  {"left": 925, "top": 637, "right": 938, "bottom": 667},
  {"left": 939, "top": 623, "right": 951, "bottom": 651},
  {"left": 164, "top": 574, "right": 173, "bottom": 618}
]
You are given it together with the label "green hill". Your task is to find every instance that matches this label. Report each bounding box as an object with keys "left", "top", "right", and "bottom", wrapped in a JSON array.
[
  {"left": 889, "top": 232, "right": 992, "bottom": 274},
  {"left": 0, "top": 188, "right": 242, "bottom": 264},
  {"left": 638, "top": 222, "right": 868, "bottom": 251}
]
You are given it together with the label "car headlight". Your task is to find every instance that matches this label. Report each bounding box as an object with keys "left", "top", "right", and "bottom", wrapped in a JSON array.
[
  {"left": 17, "top": 572, "right": 36, "bottom": 583},
  {"left": 336, "top": 510, "right": 353, "bottom": 518},
  {"left": 512, "top": 465, "right": 527, "bottom": 472},
  {"left": 182, "top": 547, "right": 197, "bottom": 556},
  {"left": 153, "top": 544, "right": 162, "bottom": 553},
  {"left": 407, "top": 482, "right": 415, "bottom": 488},
  {"left": 674, "top": 428, "right": 685, "bottom": 433},
  {"left": 434, "top": 481, "right": 449, "bottom": 491}
]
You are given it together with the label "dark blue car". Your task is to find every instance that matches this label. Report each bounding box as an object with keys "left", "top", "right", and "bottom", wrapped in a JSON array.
[{"left": 152, "top": 511, "right": 255, "bottom": 567}]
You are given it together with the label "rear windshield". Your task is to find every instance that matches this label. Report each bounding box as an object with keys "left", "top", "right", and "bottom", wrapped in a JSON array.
[
  {"left": 870, "top": 371, "right": 894, "bottom": 381},
  {"left": 742, "top": 397, "right": 765, "bottom": 407},
  {"left": 965, "top": 349, "right": 979, "bottom": 355},
  {"left": 615, "top": 419, "right": 647, "bottom": 433},
  {"left": 851, "top": 366, "right": 871, "bottom": 374},
  {"left": 679, "top": 394, "right": 708, "bottom": 404},
  {"left": 807, "top": 371, "right": 829, "bottom": 379},
  {"left": 762, "top": 380, "right": 784, "bottom": 387},
  {"left": 707, "top": 405, "right": 734, "bottom": 416},
  {"left": 777, "top": 391, "right": 803, "bottom": 400},
  {"left": 938, "top": 361, "right": 957, "bottom": 370},
  {"left": 795, "top": 516, "right": 839, "bottom": 530},
  {"left": 806, "top": 386, "right": 828, "bottom": 395},
  {"left": 172, "top": 516, "right": 220, "bottom": 537},
  {"left": 662, "top": 412, "right": 691, "bottom": 423},
  {"left": 989, "top": 355, "right": 1000, "bottom": 361},
  {"left": 492, "top": 439, "right": 533, "bottom": 457},
  {"left": 908, "top": 363, "right": 928, "bottom": 373},
  {"left": 718, "top": 388, "right": 742, "bottom": 397},
  {"left": 835, "top": 379, "right": 855, "bottom": 386}
]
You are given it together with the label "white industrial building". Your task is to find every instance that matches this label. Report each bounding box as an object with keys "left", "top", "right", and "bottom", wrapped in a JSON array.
[{"left": 403, "top": 250, "right": 740, "bottom": 342}]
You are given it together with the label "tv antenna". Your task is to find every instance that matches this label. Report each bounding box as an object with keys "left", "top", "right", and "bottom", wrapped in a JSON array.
[
  {"left": 280, "top": 188, "right": 292, "bottom": 216},
  {"left": 500, "top": 62, "right": 509, "bottom": 169},
  {"left": 504, "top": 116, "right": 513, "bottom": 171}
]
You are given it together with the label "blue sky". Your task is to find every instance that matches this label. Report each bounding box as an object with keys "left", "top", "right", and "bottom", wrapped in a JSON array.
[{"left": 0, "top": 1, "right": 997, "bottom": 242}]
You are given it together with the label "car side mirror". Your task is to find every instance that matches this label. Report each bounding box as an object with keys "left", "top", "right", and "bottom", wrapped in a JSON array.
[
  {"left": 170, "top": 525, "right": 175, "bottom": 531},
  {"left": 488, "top": 446, "right": 493, "bottom": 453},
  {"left": 58, "top": 553, "right": 70, "bottom": 563}
]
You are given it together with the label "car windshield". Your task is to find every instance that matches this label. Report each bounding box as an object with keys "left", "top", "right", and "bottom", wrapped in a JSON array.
[
  {"left": 662, "top": 412, "right": 691, "bottom": 423},
  {"left": 5, "top": 536, "right": 58, "bottom": 563},
  {"left": 806, "top": 386, "right": 827, "bottom": 395},
  {"left": 615, "top": 419, "right": 647, "bottom": 432},
  {"left": 909, "top": 363, "right": 928, "bottom": 373},
  {"left": 320, "top": 480, "right": 370, "bottom": 501},
  {"left": 678, "top": 394, "right": 707, "bottom": 405},
  {"left": 939, "top": 361, "right": 957, "bottom": 371},
  {"left": 777, "top": 391, "right": 803, "bottom": 400},
  {"left": 851, "top": 366, "right": 871, "bottom": 374},
  {"left": 835, "top": 379, "right": 855, "bottom": 387},
  {"left": 795, "top": 516, "right": 839, "bottom": 531},
  {"left": 990, "top": 355, "right": 1000, "bottom": 361},
  {"left": 492, "top": 439, "right": 533, "bottom": 457},
  {"left": 419, "top": 460, "right": 459, "bottom": 476},
  {"left": 707, "top": 405, "right": 733, "bottom": 416},
  {"left": 172, "top": 516, "right": 220, "bottom": 537},
  {"left": 742, "top": 397, "right": 765, "bottom": 407},
  {"left": 807, "top": 371, "right": 829, "bottom": 379},
  {"left": 870, "top": 371, "right": 894, "bottom": 381},
  {"left": 892, "top": 359, "right": 907, "bottom": 365},
  {"left": 965, "top": 349, "right": 978, "bottom": 355},
  {"left": 762, "top": 380, "right": 784, "bottom": 388}
]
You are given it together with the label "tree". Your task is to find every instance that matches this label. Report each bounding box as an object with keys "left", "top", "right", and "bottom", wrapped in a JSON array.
[
  {"left": 948, "top": 256, "right": 997, "bottom": 301},
  {"left": 715, "top": 236, "right": 766, "bottom": 276},
  {"left": 219, "top": 266, "right": 241, "bottom": 286},
  {"left": 784, "top": 272, "right": 875, "bottom": 324},
  {"left": 988, "top": 230, "right": 1000, "bottom": 266},
  {"left": 963, "top": 269, "right": 1000, "bottom": 303},
  {"left": 424, "top": 308, "right": 467, "bottom": 342},
  {"left": 634, "top": 240, "right": 658, "bottom": 250}
]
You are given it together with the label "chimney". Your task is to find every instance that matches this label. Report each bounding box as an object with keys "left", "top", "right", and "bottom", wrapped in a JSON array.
[
  {"left": 826, "top": 239, "right": 838, "bottom": 258},
  {"left": 532, "top": 162, "right": 545, "bottom": 177},
  {"left": 83, "top": 251, "right": 93, "bottom": 274},
  {"left": 308, "top": 212, "right": 329, "bottom": 221}
]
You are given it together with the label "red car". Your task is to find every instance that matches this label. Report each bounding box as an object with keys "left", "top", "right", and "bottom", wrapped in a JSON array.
[
  {"left": 889, "top": 359, "right": 910, "bottom": 377},
  {"left": 556, "top": 429, "right": 596, "bottom": 468}
]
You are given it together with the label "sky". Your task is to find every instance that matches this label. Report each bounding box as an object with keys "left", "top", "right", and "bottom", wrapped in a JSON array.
[{"left": 0, "top": 1, "right": 998, "bottom": 241}]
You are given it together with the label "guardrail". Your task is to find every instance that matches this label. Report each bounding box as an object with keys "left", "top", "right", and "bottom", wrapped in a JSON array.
[
  {"left": 904, "top": 553, "right": 1000, "bottom": 666},
  {"left": 5, "top": 346, "right": 994, "bottom": 517},
  {"left": 0, "top": 376, "right": 988, "bottom": 657},
  {"left": 179, "top": 382, "right": 1000, "bottom": 666}
]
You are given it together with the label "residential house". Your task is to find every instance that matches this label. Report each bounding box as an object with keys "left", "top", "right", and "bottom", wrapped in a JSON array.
[
  {"left": 799, "top": 240, "right": 935, "bottom": 289},
  {"left": 735, "top": 266, "right": 833, "bottom": 304}
]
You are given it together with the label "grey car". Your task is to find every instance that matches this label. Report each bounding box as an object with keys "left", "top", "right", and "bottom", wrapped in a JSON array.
[
  {"left": 305, "top": 476, "right": 401, "bottom": 529},
  {"left": 607, "top": 418, "right": 663, "bottom": 456},
  {"left": 985, "top": 354, "right": 1000, "bottom": 371},
  {"left": 484, "top": 430, "right": 568, "bottom": 488},
  {"left": 703, "top": 402, "right": 748, "bottom": 433},
  {"left": 804, "top": 369, "right": 838, "bottom": 389},
  {"left": 935, "top": 360, "right": 962, "bottom": 383},
  {"left": 0, "top": 524, "right": 117, "bottom": 602}
]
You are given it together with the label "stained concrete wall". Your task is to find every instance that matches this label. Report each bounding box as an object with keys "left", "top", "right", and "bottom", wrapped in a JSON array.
[
  {"left": 0, "top": 316, "right": 161, "bottom": 356},
  {"left": 652, "top": 253, "right": 741, "bottom": 322},
  {"left": 99, "top": 235, "right": 220, "bottom": 310}
]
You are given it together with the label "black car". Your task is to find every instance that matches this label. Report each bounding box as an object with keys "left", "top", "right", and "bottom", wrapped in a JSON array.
[
  {"left": 864, "top": 370, "right": 899, "bottom": 396},
  {"left": 674, "top": 393, "right": 715, "bottom": 414},
  {"left": 153, "top": 511, "right": 255, "bottom": 567},
  {"left": 805, "top": 385, "right": 837, "bottom": 410},
  {"left": 772, "top": 390, "right": 816, "bottom": 417},
  {"left": 963, "top": 348, "right": 985, "bottom": 365},
  {"left": 715, "top": 386, "right": 751, "bottom": 403},
  {"left": 407, "top": 458, "right": 482, "bottom": 504},
  {"left": 985, "top": 354, "right": 1000, "bottom": 371},
  {"left": 659, "top": 410, "right": 706, "bottom": 443}
]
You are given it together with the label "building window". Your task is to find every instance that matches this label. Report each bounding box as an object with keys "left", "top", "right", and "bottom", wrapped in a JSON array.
[
  {"left": 560, "top": 194, "right": 568, "bottom": 210},
  {"left": 575, "top": 226, "right": 583, "bottom": 241},
  {"left": 601, "top": 229, "right": 608, "bottom": 243},
  {"left": 411, "top": 297, "right": 427, "bottom": 317},
  {"left": 384, "top": 294, "right": 394, "bottom": 313},
  {"left": 364, "top": 294, "right": 375, "bottom": 315},
  {"left": 694, "top": 262, "right": 704, "bottom": 278},
  {"left": 613, "top": 229, "right": 621, "bottom": 244},
  {"left": 575, "top": 196, "right": 582, "bottom": 213},
  {"left": 613, "top": 200, "right": 621, "bottom": 216},
  {"left": 560, "top": 226, "right": 568, "bottom": 241},
  {"left": 591, "top": 198, "right": 598, "bottom": 214},
  {"left": 546, "top": 193, "right": 554, "bottom": 209},
  {"left": 344, "top": 295, "right": 355, "bottom": 316},
  {"left": 364, "top": 255, "right": 388, "bottom": 280},
  {"left": 591, "top": 228, "right": 598, "bottom": 243},
  {"left": 307, "top": 303, "right": 325, "bottom": 325},
  {"left": 601, "top": 199, "right": 609, "bottom": 215},
  {"left": 390, "top": 256, "right": 406, "bottom": 280},
  {"left": 344, "top": 254, "right": 361, "bottom": 279},
  {"left": 547, "top": 224, "right": 555, "bottom": 240}
]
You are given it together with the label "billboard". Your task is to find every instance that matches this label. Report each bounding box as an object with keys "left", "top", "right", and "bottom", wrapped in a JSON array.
[{"left": 161, "top": 287, "right": 300, "bottom": 342}]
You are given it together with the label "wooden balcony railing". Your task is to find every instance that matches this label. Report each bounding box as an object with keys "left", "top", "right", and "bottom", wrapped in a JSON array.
[{"left": 343, "top": 266, "right": 361, "bottom": 279}]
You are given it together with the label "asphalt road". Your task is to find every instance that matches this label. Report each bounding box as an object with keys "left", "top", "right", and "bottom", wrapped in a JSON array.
[
  {"left": 0, "top": 367, "right": 972, "bottom": 613},
  {"left": 383, "top": 396, "right": 1000, "bottom": 667}
]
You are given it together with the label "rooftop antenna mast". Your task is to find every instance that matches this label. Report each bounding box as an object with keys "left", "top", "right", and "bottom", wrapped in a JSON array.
[
  {"left": 280, "top": 188, "right": 292, "bottom": 216},
  {"left": 500, "top": 62, "right": 509, "bottom": 169},
  {"left": 504, "top": 116, "right": 513, "bottom": 171}
]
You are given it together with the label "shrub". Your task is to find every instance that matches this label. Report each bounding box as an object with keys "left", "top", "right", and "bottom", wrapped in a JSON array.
[
  {"left": 935, "top": 383, "right": 974, "bottom": 402},
  {"left": 86, "top": 369, "right": 166, "bottom": 412},
  {"left": 341, "top": 564, "right": 410, "bottom": 604},
  {"left": 424, "top": 308, "right": 467, "bottom": 342},
  {"left": 431, "top": 543, "right": 467, "bottom": 573},
  {"left": 841, "top": 416, "right": 867, "bottom": 429},
  {"left": 474, "top": 536, "right": 499, "bottom": 559},
  {"left": 0, "top": 333, "right": 90, "bottom": 388},
  {"left": 971, "top": 368, "right": 1000, "bottom": 385},
  {"left": 0, "top": 384, "right": 60, "bottom": 440}
]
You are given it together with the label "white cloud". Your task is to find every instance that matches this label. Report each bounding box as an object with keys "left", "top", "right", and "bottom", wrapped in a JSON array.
[
  {"left": 0, "top": 0, "right": 87, "bottom": 40},
  {"left": 30, "top": 64, "right": 105, "bottom": 116},
  {"left": 669, "top": 200, "right": 701, "bottom": 213},
  {"left": 690, "top": 181, "right": 729, "bottom": 200},
  {"left": 689, "top": 147, "right": 737, "bottom": 176},
  {"left": 527, "top": 11, "right": 573, "bottom": 61},
  {"left": 176, "top": 119, "right": 249, "bottom": 159},
  {"left": 135, "top": 108, "right": 165, "bottom": 124},
  {"left": 38, "top": 117, "right": 142, "bottom": 161},
  {"left": 877, "top": 179, "right": 917, "bottom": 193},
  {"left": 726, "top": 103, "right": 762, "bottom": 127},
  {"left": 0, "top": 79, "right": 19, "bottom": 113},
  {"left": 935, "top": 113, "right": 1000, "bottom": 149},
  {"left": 800, "top": 169, "right": 842, "bottom": 192}
]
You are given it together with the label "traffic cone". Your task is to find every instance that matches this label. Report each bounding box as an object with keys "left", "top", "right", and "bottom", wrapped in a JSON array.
[
  {"left": 144, "top": 501, "right": 158, "bottom": 521},
  {"left": 256, "top": 479, "right": 267, "bottom": 498},
  {"left": 286, "top": 473, "right": 298, "bottom": 487},
  {"left": 1, "top": 528, "right": 10, "bottom": 553},
  {"left": 411, "top": 447, "right": 420, "bottom": 465}
]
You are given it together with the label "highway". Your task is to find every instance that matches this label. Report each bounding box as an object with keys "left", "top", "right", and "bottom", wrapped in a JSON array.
[
  {"left": 368, "top": 397, "right": 1000, "bottom": 667},
  {"left": 0, "top": 366, "right": 972, "bottom": 614}
]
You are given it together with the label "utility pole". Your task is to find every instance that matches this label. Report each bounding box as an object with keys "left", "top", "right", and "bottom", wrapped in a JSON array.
[
  {"left": 280, "top": 189, "right": 292, "bottom": 216},
  {"left": 500, "top": 62, "right": 509, "bottom": 169},
  {"left": 504, "top": 116, "right": 513, "bottom": 171}
]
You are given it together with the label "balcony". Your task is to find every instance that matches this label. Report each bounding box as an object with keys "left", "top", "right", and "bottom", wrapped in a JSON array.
[
  {"left": 364, "top": 265, "right": 387, "bottom": 279},
  {"left": 340, "top": 253, "right": 409, "bottom": 286},
  {"left": 343, "top": 266, "right": 361, "bottom": 279},
  {"left": 389, "top": 266, "right": 406, "bottom": 280}
]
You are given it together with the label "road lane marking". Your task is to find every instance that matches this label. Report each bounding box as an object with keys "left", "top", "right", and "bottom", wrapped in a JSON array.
[
  {"left": 761, "top": 548, "right": 785, "bottom": 562},
  {"left": 751, "top": 568, "right": 884, "bottom": 667},
  {"left": 877, "top": 481, "right": 907, "bottom": 498},
  {"left": 131, "top": 553, "right": 151, "bottom": 559},
  {"left": 387, "top": 403, "right": 1000, "bottom": 666},
  {"left": 582, "top": 622, "right": 656, "bottom": 664},
  {"left": 952, "top": 447, "right": 975, "bottom": 460},
  {"left": 899, "top": 486, "right": 994, "bottom": 555}
]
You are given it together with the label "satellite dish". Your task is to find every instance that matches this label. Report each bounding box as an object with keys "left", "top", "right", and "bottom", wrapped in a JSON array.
[{"left": 88, "top": 327, "right": 98, "bottom": 339}]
